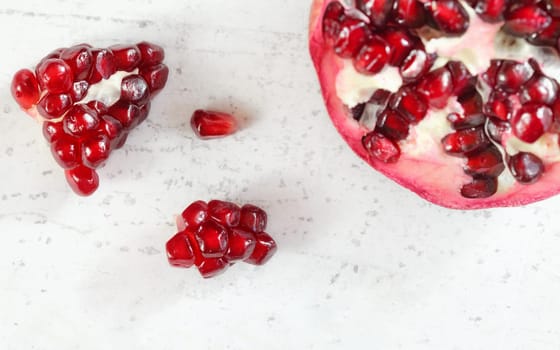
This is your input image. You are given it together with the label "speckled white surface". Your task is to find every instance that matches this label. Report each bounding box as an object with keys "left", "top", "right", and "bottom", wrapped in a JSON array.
[{"left": 2, "top": 1, "right": 560, "bottom": 349}]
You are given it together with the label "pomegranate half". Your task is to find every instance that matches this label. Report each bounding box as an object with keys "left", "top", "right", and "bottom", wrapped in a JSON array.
[{"left": 309, "top": 0, "right": 560, "bottom": 209}]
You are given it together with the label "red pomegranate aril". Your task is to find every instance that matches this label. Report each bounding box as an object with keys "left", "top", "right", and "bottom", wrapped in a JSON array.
[
  {"left": 508, "top": 152, "right": 545, "bottom": 184},
  {"left": 369, "top": 88, "right": 392, "bottom": 105},
  {"left": 195, "top": 221, "right": 229, "bottom": 258},
  {"left": 483, "top": 91, "right": 511, "bottom": 121},
  {"left": 139, "top": 64, "right": 169, "bottom": 96},
  {"left": 547, "top": 0, "right": 560, "bottom": 16},
  {"left": 42, "top": 121, "right": 65, "bottom": 143},
  {"left": 447, "top": 112, "right": 486, "bottom": 130},
  {"left": 82, "top": 134, "right": 111, "bottom": 169},
  {"left": 120, "top": 74, "right": 150, "bottom": 106},
  {"left": 461, "top": 177, "right": 499, "bottom": 198},
  {"left": 482, "top": 59, "right": 503, "bottom": 87},
  {"left": 180, "top": 200, "right": 209, "bottom": 228},
  {"left": 198, "top": 258, "right": 229, "bottom": 279},
  {"left": 334, "top": 17, "right": 371, "bottom": 58},
  {"left": 426, "top": 0, "right": 470, "bottom": 35},
  {"left": 495, "top": 60, "right": 535, "bottom": 93},
  {"left": 60, "top": 44, "right": 93, "bottom": 81},
  {"left": 520, "top": 75, "right": 559, "bottom": 105},
  {"left": 351, "top": 103, "right": 366, "bottom": 121},
  {"left": 464, "top": 146, "right": 505, "bottom": 177},
  {"left": 417, "top": 67, "right": 454, "bottom": 108},
  {"left": 441, "top": 127, "right": 489, "bottom": 156},
  {"left": 239, "top": 204, "right": 268, "bottom": 233},
  {"left": 51, "top": 136, "right": 81, "bottom": 169},
  {"left": 362, "top": 131, "right": 401, "bottom": 163},
  {"left": 487, "top": 117, "right": 511, "bottom": 143},
  {"left": 400, "top": 49, "right": 436, "bottom": 82},
  {"left": 92, "top": 48, "right": 117, "bottom": 81},
  {"left": 137, "top": 102, "right": 151, "bottom": 126},
  {"left": 36, "top": 59, "right": 73, "bottom": 94},
  {"left": 166, "top": 232, "right": 196, "bottom": 268},
  {"left": 446, "top": 60, "right": 476, "bottom": 95},
  {"left": 511, "top": 103, "right": 553, "bottom": 143},
  {"left": 529, "top": 19, "right": 560, "bottom": 46},
  {"left": 323, "top": 1, "right": 346, "bottom": 44},
  {"left": 390, "top": 87, "right": 428, "bottom": 123},
  {"left": 353, "top": 36, "right": 390, "bottom": 75},
  {"left": 11, "top": 69, "right": 40, "bottom": 109},
  {"left": 108, "top": 100, "right": 141, "bottom": 130},
  {"left": 208, "top": 200, "right": 241, "bottom": 227},
  {"left": 65, "top": 166, "right": 99, "bottom": 196},
  {"left": 458, "top": 90, "right": 483, "bottom": 118},
  {"left": 503, "top": 5, "right": 552, "bottom": 37},
  {"left": 63, "top": 105, "right": 100, "bottom": 136},
  {"left": 376, "top": 109, "right": 410, "bottom": 140},
  {"left": 382, "top": 29, "right": 420, "bottom": 66},
  {"left": 37, "top": 93, "right": 73, "bottom": 120},
  {"left": 70, "top": 81, "right": 89, "bottom": 102},
  {"left": 394, "top": 0, "right": 427, "bottom": 28},
  {"left": 245, "top": 232, "right": 277, "bottom": 266},
  {"left": 356, "top": 0, "right": 394, "bottom": 27},
  {"left": 137, "top": 41, "right": 165, "bottom": 67},
  {"left": 191, "top": 110, "right": 239, "bottom": 139},
  {"left": 86, "top": 100, "right": 108, "bottom": 115},
  {"left": 475, "top": 0, "right": 509, "bottom": 22},
  {"left": 110, "top": 44, "right": 141, "bottom": 72},
  {"left": 225, "top": 228, "right": 257, "bottom": 261}
]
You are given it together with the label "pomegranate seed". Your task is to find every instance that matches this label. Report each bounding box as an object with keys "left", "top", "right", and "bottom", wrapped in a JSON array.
[
  {"left": 99, "top": 115, "right": 126, "bottom": 149},
  {"left": 481, "top": 59, "right": 503, "bottom": 87},
  {"left": 92, "top": 48, "right": 117, "bottom": 81},
  {"left": 417, "top": 67, "right": 454, "bottom": 108},
  {"left": 120, "top": 75, "right": 150, "bottom": 106},
  {"left": 356, "top": 0, "right": 394, "bottom": 27},
  {"left": 36, "top": 58, "right": 73, "bottom": 94},
  {"left": 362, "top": 131, "right": 401, "bottom": 163},
  {"left": 400, "top": 49, "right": 436, "bottom": 82},
  {"left": 486, "top": 117, "right": 511, "bottom": 143},
  {"left": 461, "top": 177, "right": 498, "bottom": 198},
  {"left": 503, "top": 5, "right": 552, "bottom": 37},
  {"left": 109, "top": 44, "right": 141, "bottom": 72},
  {"left": 37, "top": 93, "right": 73, "bottom": 120},
  {"left": 511, "top": 104, "right": 553, "bottom": 143},
  {"left": 447, "top": 112, "right": 486, "bottom": 130},
  {"left": 546, "top": 0, "right": 560, "bottom": 16},
  {"left": 368, "top": 89, "right": 392, "bottom": 105},
  {"left": 51, "top": 135, "right": 81, "bottom": 169},
  {"left": 351, "top": 103, "right": 366, "bottom": 121},
  {"left": 458, "top": 90, "right": 483, "bottom": 118},
  {"left": 11, "top": 69, "right": 40, "bottom": 109},
  {"left": 446, "top": 60, "right": 476, "bottom": 95},
  {"left": 376, "top": 109, "right": 410, "bottom": 140},
  {"left": 426, "top": 0, "right": 470, "bottom": 35},
  {"left": 323, "top": 1, "right": 346, "bottom": 45},
  {"left": 508, "top": 152, "right": 545, "bottom": 184},
  {"left": 529, "top": 19, "right": 560, "bottom": 46},
  {"left": 382, "top": 29, "right": 420, "bottom": 66},
  {"left": 137, "top": 101, "right": 151, "bottom": 126},
  {"left": 394, "top": 0, "right": 427, "bottom": 28},
  {"left": 108, "top": 101, "right": 141, "bottom": 130},
  {"left": 87, "top": 100, "right": 108, "bottom": 115},
  {"left": 139, "top": 64, "right": 169, "bottom": 96},
  {"left": 353, "top": 36, "right": 390, "bottom": 75},
  {"left": 464, "top": 146, "right": 505, "bottom": 177},
  {"left": 191, "top": 110, "right": 239, "bottom": 139},
  {"left": 70, "top": 81, "right": 89, "bottom": 102},
  {"left": 520, "top": 75, "right": 559, "bottom": 105},
  {"left": 198, "top": 258, "right": 229, "bottom": 278},
  {"left": 495, "top": 60, "right": 534, "bottom": 93},
  {"left": 334, "top": 17, "right": 371, "bottom": 58},
  {"left": 166, "top": 232, "right": 196, "bottom": 268},
  {"left": 239, "top": 204, "right": 268, "bottom": 233},
  {"left": 60, "top": 44, "right": 93, "bottom": 81},
  {"left": 82, "top": 134, "right": 111, "bottom": 168},
  {"left": 441, "top": 127, "right": 489, "bottom": 156},
  {"left": 208, "top": 200, "right": 241, "bottom": 227},
  {"left": 137, "top": 42, "right": 165, "bottom": 67},
  {"left": 63, "top": 105, "right": 100, "bottom": 137},
  {"left": 225, "top": 228, "right": 257, "bottom": 261},
  {"left": 389, "top": 87, "right": 428, "bottom": 123},
  {"left": 245, "top": 232, "right": 277, "bottom": 266},
  {"left": 65, "top": 166, "right": 99, "bottom": 196},
  {"left": 42, "top": 121, "right": 65, "bottom": 143},
  {"left": 180, "top": 200, "right": 209, "bottom": 228},
  {"left": 195, "top": 221, "right": 229, "bottom": 258},
  {"left": 483, "top": 90, "right": 512, "bottom": 121},
  {"left": 475, "top": 0, "right": 509, "bottom": 22}
]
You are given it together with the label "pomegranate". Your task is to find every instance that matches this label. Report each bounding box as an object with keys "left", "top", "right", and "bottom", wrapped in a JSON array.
[
  {"left": 190, "top": 110, "right": 239, "bottom": 139},
  {"left": 166, "top": 200, "right": 277, "bottom": 278},
  {"left": 310, "top": 0, "right": 560, "bottom": 208},
  {"left": 11, "top": 42, "right": 169, "bottom": 196}
]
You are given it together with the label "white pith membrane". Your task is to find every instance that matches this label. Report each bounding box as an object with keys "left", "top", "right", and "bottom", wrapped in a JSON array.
[{"left": 335, "top": 1, "right": 560, "bottom": 196}]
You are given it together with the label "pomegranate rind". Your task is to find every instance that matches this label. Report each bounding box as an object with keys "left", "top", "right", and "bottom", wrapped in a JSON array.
[{"left": 309, "top": 0, "right": 560, "bottom": 209}]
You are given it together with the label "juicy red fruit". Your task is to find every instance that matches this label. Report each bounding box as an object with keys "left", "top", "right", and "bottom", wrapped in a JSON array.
[
  {"left": 11, "top": 69, "right": 40, "bottom": 109},
  {"left": 191, "top": 110, "right": 239, "bottom": 139}
]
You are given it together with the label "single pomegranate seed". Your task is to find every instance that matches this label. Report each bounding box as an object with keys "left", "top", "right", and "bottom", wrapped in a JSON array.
[
  {"left": 486, "top": 118, "right": 510, "bottom": 143},
  {"left": 482, "top": 59, "right": 503, "bottom": 87},
  {"left": 51, "top": 135, "right": 81, "bottom": 169},
  {"left": 394, "top": 0, "right": 427, "bottom": 28},
  {"left": 70, "top": 81, "right": 89, "bottom": 102},
  {"left": 376, "top": 109, "right": 410, "bottom": 140},
  {"left": 390, "top": 87, "right": 429, "bottom": 123},
  {"left": 195, "top": 221, "right": 229, "bottom": 258},
  {"left": 495, "top": 60, "right": 534, "bottom": 93},
  {"left": 183, "top": 226, "right": 204, "bottom": 266},
  {"left": 458, "top": 90, "right": 483, "bottom": 118},
  {"left": 137, "top": 42, "right": 165, "bottom": 67},
  {"left": 120, "top": 75, "right": 150, "bottom": 106},
  {"left": 65, "top": 166, "right": 99, "bottom": 196},
  {"left": 529, "top": 19, "right": 560, "bottom": 46},
  {"left": 503, "top": 5, "right": 552, "bottom": 37},
  {"left": 417, "top": 67, "right": 454, "bottom": 108},
  {"left": 191, "top": 110, "right": 239, "bottom": 139},
  {"left": 446, "top": 60, "right": 476, "bottom": 95},
  {"left": 362, "top": 131, "right": 401, "bottom": 163},
  {"left": 110, "top": 44, "right": 141, "bottom": 72},
  {"left": 353, "top": 36, "right": 390, "bottom": 75},
  {"left": 382, "top": 29, "right": 420, "bottom": 66},
  {"left": 400, "top": 49, "right": 436, "bottom": 82},
  {"left": 511, "top": 104, "right": 553, "bottom": 143},
  {"left": 87, "top": 100, "right": 108, "bottom": 115},
  {"left": 180, "top": 200, "right": 209, "bottom": 228},
  {"left": 11, "top": 69, "right": 40, "bottom": 109},
  {"left": 426, "top": 0, "right": 470, "bottom": 35},
  {"left": 60, "top": 44, "right": 93, "bottom": 81},
  {"left": 441, "top": 127, "right": 489, "bottom": 156},
  {"left": 63, "top": 105, "right": 100, "bottom": 136},
  {"left": 91, "top": 48, "right": 117, "bottom": 81},
  {"left": 356, "top": 0, "right": 394, "bottom": 27},
  {"left": 464, "top": 146, "right": 505, "bottom": 177},
  {"left": 99, "top": 115, "right": 125, "bottom": 149},
  {"left": 461, "top": 177, "right": 498, "bottom": 199},
  {"left": 483, "top": 90, "right": 513, "bottom": 121},
  {"left": 137, "top": 101, "right": 151, "bottom": 125},
  {"left": 37, "top": 93, "right": 73, "bottom": 120},
  {"left": 323, "top": 1, "right": 346, "bottom": 45},
  {"left": 166, "top": 232, "right": 196, "bottom": 268},
  {"left": 36, "top": 58, "right": 73, "bottom": 94},
  {"left": 208, "top": 200, "right": 241, "bottom": 227},
  {"left": 368, "top": 88, "right": 392, "bottom": 105},
  {"left": 520, "top": 75, "right": 559, "bottom": 105},
  {"left": 245, "top": 232, "right": 277, "bottom": 266},
  {"left": 108, "top": 101, "right": 141, "bottom": 130},
  {"left": 239, "top": 204, "right": 268, "bottom": 232},
  {"left": 546, "top": 0, "right": 560, "bottom": 17},
  {"left": 225, "top": 228, "right": 257, "bottom": 261},
  {"left": 334, "top": 17, "right": 371, "bottom": 58},
  {"left": 82, "top": 134, "right": 111, "bottom": 168},
  {"left": 42, "top": 121, "right": 65, "bottom": 143},
  {"left": 508, "top": 152, "right": 545, "bottom": 184},
  {"left": 198, "top": 258, "right": 229, "bottom": 278},
  {"left": 447, "top": 112, "right": 486, "bottom": 130},
  {"left": 139, "top": 64, "right": 169, "bottom": 96},
  {"left": 351, "top": 103, "right": 366, "bottom": 121},
  {"left": 475, "top": 0, "right": 508, "bottom": 22}
]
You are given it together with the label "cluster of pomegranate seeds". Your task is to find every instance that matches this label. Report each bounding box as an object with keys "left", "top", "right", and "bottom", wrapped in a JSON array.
[
  {"left": 11, "top": 42, "right": 169, "bottom": 196},
  {"left": 166, "top": 200, "right": 277, "bottom": 278},
  {"left": 190, "top": 110, "right": 239, "bottom": 139}
]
